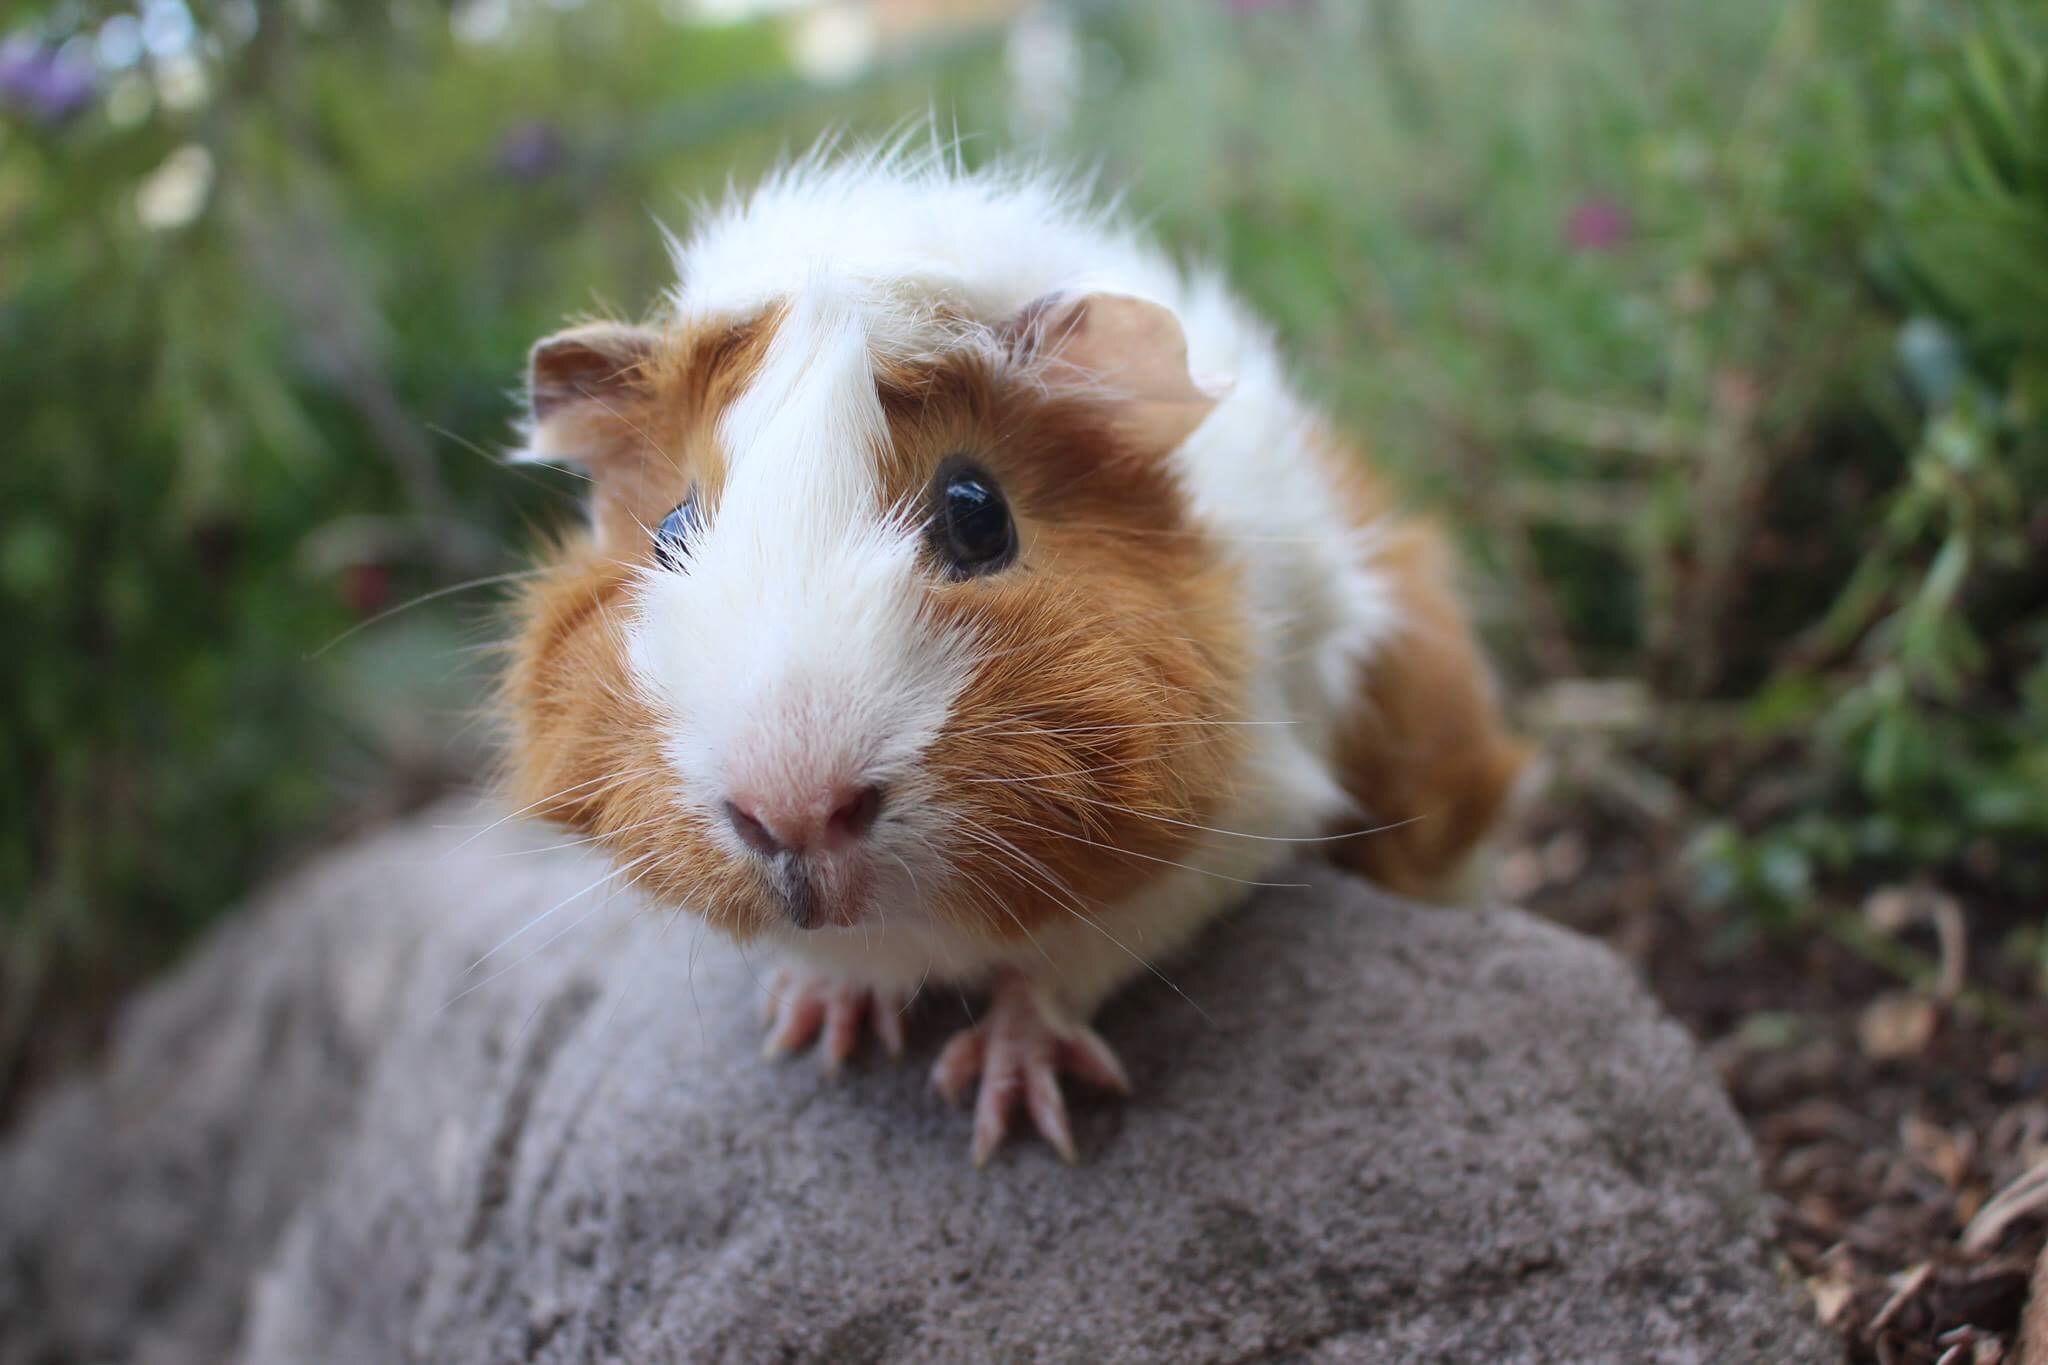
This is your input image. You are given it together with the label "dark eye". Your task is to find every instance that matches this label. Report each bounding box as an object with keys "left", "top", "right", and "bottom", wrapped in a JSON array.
[
  {"left": 654, "top": 493, "right": 700, "bottom": 571},
  {"left": 928, "top": 458, "right": 1016, "bottom": 579}
]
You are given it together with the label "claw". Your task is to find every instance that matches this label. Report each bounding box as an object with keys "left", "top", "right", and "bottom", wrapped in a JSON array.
[
  {"left": 935, "top": 973, "right": 1127, "bottom": 1165},
  {"left": 1057, "top": 1024, "right": 1132, "bottom": 1096},
  {"left": 759, "top": 973, "right": 909, "bottom": 1068},
  {"left": 822, "top": 987, "right": 867, "bottom": 1073},
  {"left": 1023, "top": 1061, "right": 1076, "bottom": 1164},
  {"left": 931, "top": 1028, "right": 984, "bottom": 1107},
  {"left": 971, "top": 1058, "right": 1021, "bottom": 1167},
  {"left": 873, "top": 996, "right": 907, "bottom": 1057},
  {"left": 762, "top": 987, "right": 825, "bottom": 1058}
]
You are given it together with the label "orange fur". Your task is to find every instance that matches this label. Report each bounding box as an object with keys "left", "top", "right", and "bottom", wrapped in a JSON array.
[
  {"left": 1320, "top": 446, "right": 1528, "bottom": 898},
  {"left": 872, "top": 349, "right": 1246, "bottom": 938},
  {"left": 504, "top": 317, "right": 1244, "bottom": 945},
  {"left": 503, "top": 315, "right": 782, "bottom": 939},
  {"left": 503, "top": 314, "right": 1521, "bottom": 949}
]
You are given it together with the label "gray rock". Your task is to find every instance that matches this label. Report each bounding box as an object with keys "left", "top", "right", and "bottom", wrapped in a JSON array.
[{"left": 0, "top": 805, "right": 1832, "bottom": 1364}]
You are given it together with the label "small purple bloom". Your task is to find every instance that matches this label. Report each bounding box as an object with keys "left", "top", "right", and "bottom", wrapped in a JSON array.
[
  {"left": 1564, "top": 195, "right": 1632, "bottom": 252},
  {"left": 0, "top": 38, "right": 98, "bottom": 126},
  {"left": 494, "top": 119, "right": 568, "bottom": 183}
]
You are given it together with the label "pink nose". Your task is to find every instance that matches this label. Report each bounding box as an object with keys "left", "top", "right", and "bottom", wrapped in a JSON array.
[{"left": 724, "top": 784, "right": 884, "bottom": 858}]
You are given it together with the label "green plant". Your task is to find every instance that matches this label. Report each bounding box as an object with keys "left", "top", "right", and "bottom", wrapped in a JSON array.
[
  {"left": 1694, "top": 0, "right": 2048, "bottom": 921},
  {"left": 0, "top": 0, "right": 1007, "bottom": 1085},
  {"left": 1058, "top": 0, "right": 2045, "bottom": 943}
]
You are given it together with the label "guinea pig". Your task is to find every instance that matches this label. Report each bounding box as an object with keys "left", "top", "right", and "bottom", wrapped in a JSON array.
[{"left": 501, "top": 147, "right": 1526, "bottom": 1165}]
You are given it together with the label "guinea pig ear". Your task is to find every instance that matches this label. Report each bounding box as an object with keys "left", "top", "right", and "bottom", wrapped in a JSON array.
[
  {"left": 522, "top": 321, "right": 660, "bottom": 464},
  {"left": 1016, "top": 293, "right": 1225, "bottom": 453}
]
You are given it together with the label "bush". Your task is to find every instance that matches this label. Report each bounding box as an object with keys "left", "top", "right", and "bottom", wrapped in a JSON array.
[
  {"left": 0, "top": 0, "right": 1002, "bottom": 1071},
  {"left": 5, "top": 0, "right": 2043, "bottom": 1069},
  {"left": 1060, "top": 0, "right": 2047, "bottom": 948}
]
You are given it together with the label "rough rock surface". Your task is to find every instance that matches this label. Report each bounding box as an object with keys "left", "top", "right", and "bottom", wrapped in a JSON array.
[{"left": 0, "top": 805, "right": 1831, "bottom": 1364}]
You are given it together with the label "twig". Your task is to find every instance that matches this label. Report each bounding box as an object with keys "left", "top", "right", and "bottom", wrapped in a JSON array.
[
  {"left": 1870, "top": 1262, "right": 1932, "bottom": 1334},
  {"left": 1962, "top": 1157, "right": 2048, "bottom": 1253},
  {"left": 1823, "top": 910, "right": 2029, "bottom": 1035}
]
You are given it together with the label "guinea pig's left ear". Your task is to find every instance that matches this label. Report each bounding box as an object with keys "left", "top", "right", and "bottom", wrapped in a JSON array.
[
  {"left": 521, "top": 321, "right": 660, "bottom": 464},
  {"left": 1017, "top": 293, "right": 1226, "bottom": 453}
]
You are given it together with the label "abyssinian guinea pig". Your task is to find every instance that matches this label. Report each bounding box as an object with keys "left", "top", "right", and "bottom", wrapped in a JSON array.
[{"left": 503, "top": 148, "right": 1526, "bottom": 1164}]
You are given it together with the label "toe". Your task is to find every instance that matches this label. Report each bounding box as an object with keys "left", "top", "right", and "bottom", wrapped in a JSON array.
[
  {"left": 971, "top": 1053, "right": 1022, "bottom": 1168},
  {"left": 931, "top": 1028, "right": 985, "bottom": 1107},
  {"left": 1024, "top": 1058, "right": 1076, "bottom": 1164},
  {"left": 1056, "top": 1024, "right": 1132, "bottom": 1095},
  {"left": 763, "top": 990, "right": 825, "bottom": 1058},
  {"left": 821, "top": 989, "right": 866, "bottom": 1072},
  {"left": 872, "top": 993, "right": 907, "bottom": 1058}
]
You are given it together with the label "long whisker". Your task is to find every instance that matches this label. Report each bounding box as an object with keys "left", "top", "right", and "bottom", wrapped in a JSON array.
[
  {"left": 1034, "top": 793, "right": 1429, "bottom": 846},
  {"left": 426, "top": 420, "right": 592, "bottom": 486},
  {"left": 952, "top": 718, "right": 1297, "bottom": 740},
  {"left": 984, "top": 809, "right": 1310, "bottom": 889},
  {"left": 459, "top": 848, "right": 662, "bottom": 977},
  {"left": 307, "top": 568, "right": 544, "bottom": 660},
  {"left": 482, "top": 813, "right": 672, "bottom": 858},
  {"left": 946, "top": 825, "right": 1065, "bottom": 976},
  {"left": 507, "top": 857, "right": 665, "bottom": 1052},
  {"left": 439, "top": 770, "right": 632, "bottom": 856},
  {"left": 951, "top": 813, "right": 1214, "bottom": 1027},
  {"left": 953, "top": 734, "right": 1239, "bottom": 788},
  {"left": 433, "top": 873, "right": 644, "bottom": 1018}
]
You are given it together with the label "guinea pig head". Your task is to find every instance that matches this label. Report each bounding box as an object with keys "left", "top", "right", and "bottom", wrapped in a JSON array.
[{"left": 504, "top": 291, "right": 1247, "bottom": 945}]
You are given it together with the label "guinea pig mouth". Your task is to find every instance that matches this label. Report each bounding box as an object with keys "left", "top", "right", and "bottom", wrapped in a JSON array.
[{"left": 763, "top": 853, "right": 867, "bottom": 932}]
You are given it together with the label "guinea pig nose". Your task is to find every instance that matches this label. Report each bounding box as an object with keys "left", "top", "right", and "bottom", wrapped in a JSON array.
[
  {"left": 723, "top": 784, "right": 885, "bottom": 857},
  {"left": 723, "top": 800, "right": 786, "bottom": 857},
  {"left": 825, "top": 784, "right": 884, "bottom": 844}
]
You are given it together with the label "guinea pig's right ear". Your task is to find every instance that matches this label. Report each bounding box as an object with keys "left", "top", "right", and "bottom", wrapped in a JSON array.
[
  {"left": 520, "top": 322, "right": 660, "bottom": 465},
  {"left": 1011, "top": 293, "right": 1225, "bottom": 455}
]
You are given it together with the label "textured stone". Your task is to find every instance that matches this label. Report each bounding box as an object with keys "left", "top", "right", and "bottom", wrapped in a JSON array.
[{"left": 0, "top": 805, "right": 1831, "bottom": 1363}]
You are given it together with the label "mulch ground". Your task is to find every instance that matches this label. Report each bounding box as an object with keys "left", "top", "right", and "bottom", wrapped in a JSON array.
[{"left": 1502, "top": 790, "right": 2048, "bottom": 1364}]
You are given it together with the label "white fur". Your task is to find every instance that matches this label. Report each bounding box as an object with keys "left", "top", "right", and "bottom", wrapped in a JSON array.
[
  {"left": 640, "top": 143, "right": 1397, "bottom": 1018},
  {"left": 625, "top": 290, "right": 971, "bottom": 896}
]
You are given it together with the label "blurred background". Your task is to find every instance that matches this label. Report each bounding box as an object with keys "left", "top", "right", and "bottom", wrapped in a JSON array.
[{"left": 3, "top": 0, "right": 2045, "bottom": 1352}]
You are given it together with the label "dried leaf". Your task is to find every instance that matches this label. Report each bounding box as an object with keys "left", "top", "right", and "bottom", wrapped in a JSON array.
[
  {"left": 1810, "top": 1272, "right": 1857, "bottom": 1328},
  {"left": 1872, "top": 1261, "right": 1934, "bottom": 1332},
  {"left": 1865, "top": 886, "right": 1920, "bottom": 933},
  {"left": 1859, "top": 884, "right": 1970, "bottom": 998},
  {"left": 1861, "top": 991, "right": 1940, "bottom": 1061},
  {"left": 1902, "top": 1115, "right": 1976, "bottom": 1191}
]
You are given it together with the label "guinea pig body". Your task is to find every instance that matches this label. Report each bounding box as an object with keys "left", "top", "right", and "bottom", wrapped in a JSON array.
[{"left": 504, "top": 148, "right": 1524, "bottom": 1162}]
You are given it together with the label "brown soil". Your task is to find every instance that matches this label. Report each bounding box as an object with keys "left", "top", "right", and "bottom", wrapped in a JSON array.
[{"left": 1502, "top": 790, "right": 2048, "bottom": 1364}]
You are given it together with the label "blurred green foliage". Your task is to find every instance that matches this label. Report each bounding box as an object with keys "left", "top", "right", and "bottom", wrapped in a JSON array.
[
  {"left": 1067, "top": 0, "right": 2048, "bottom": 956},
  {"left": 0, "top": 0, "right": 1005, "bottom": 1065},
  {"left": 3, "top": 0, "right": 2045, "bottom": 1060}
]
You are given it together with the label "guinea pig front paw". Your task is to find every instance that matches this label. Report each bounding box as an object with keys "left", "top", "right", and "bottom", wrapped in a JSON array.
[
  {"left": 930, "top": 972, "right": 1131, "bottom": 1167},
  {"left": 758, "top": 969, "right": 913, "bottom": 1072}
]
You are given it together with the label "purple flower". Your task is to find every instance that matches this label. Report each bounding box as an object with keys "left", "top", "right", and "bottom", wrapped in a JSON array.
[
  {"left": 0, "top": 38, "right": 97, "bottom": 126},
  {"left": 1564, "top": 195, "right": 1632, "bottom": 252},
  {"left": 494, "top": 120, "right": 568, "bottom": 183}
]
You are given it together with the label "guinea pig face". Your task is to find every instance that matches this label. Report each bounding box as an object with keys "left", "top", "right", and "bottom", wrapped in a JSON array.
[{"left": 506, "top": 291, "right": 1247, "bottom": 946}]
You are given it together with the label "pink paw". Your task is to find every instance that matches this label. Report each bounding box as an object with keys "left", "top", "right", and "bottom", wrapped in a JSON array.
[
  {"left": 930, "top": 972, "right": 1131, "bottom": 1166},
  {"left": 758, "top": 970, "right": 912, "bottom": 1072}
]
